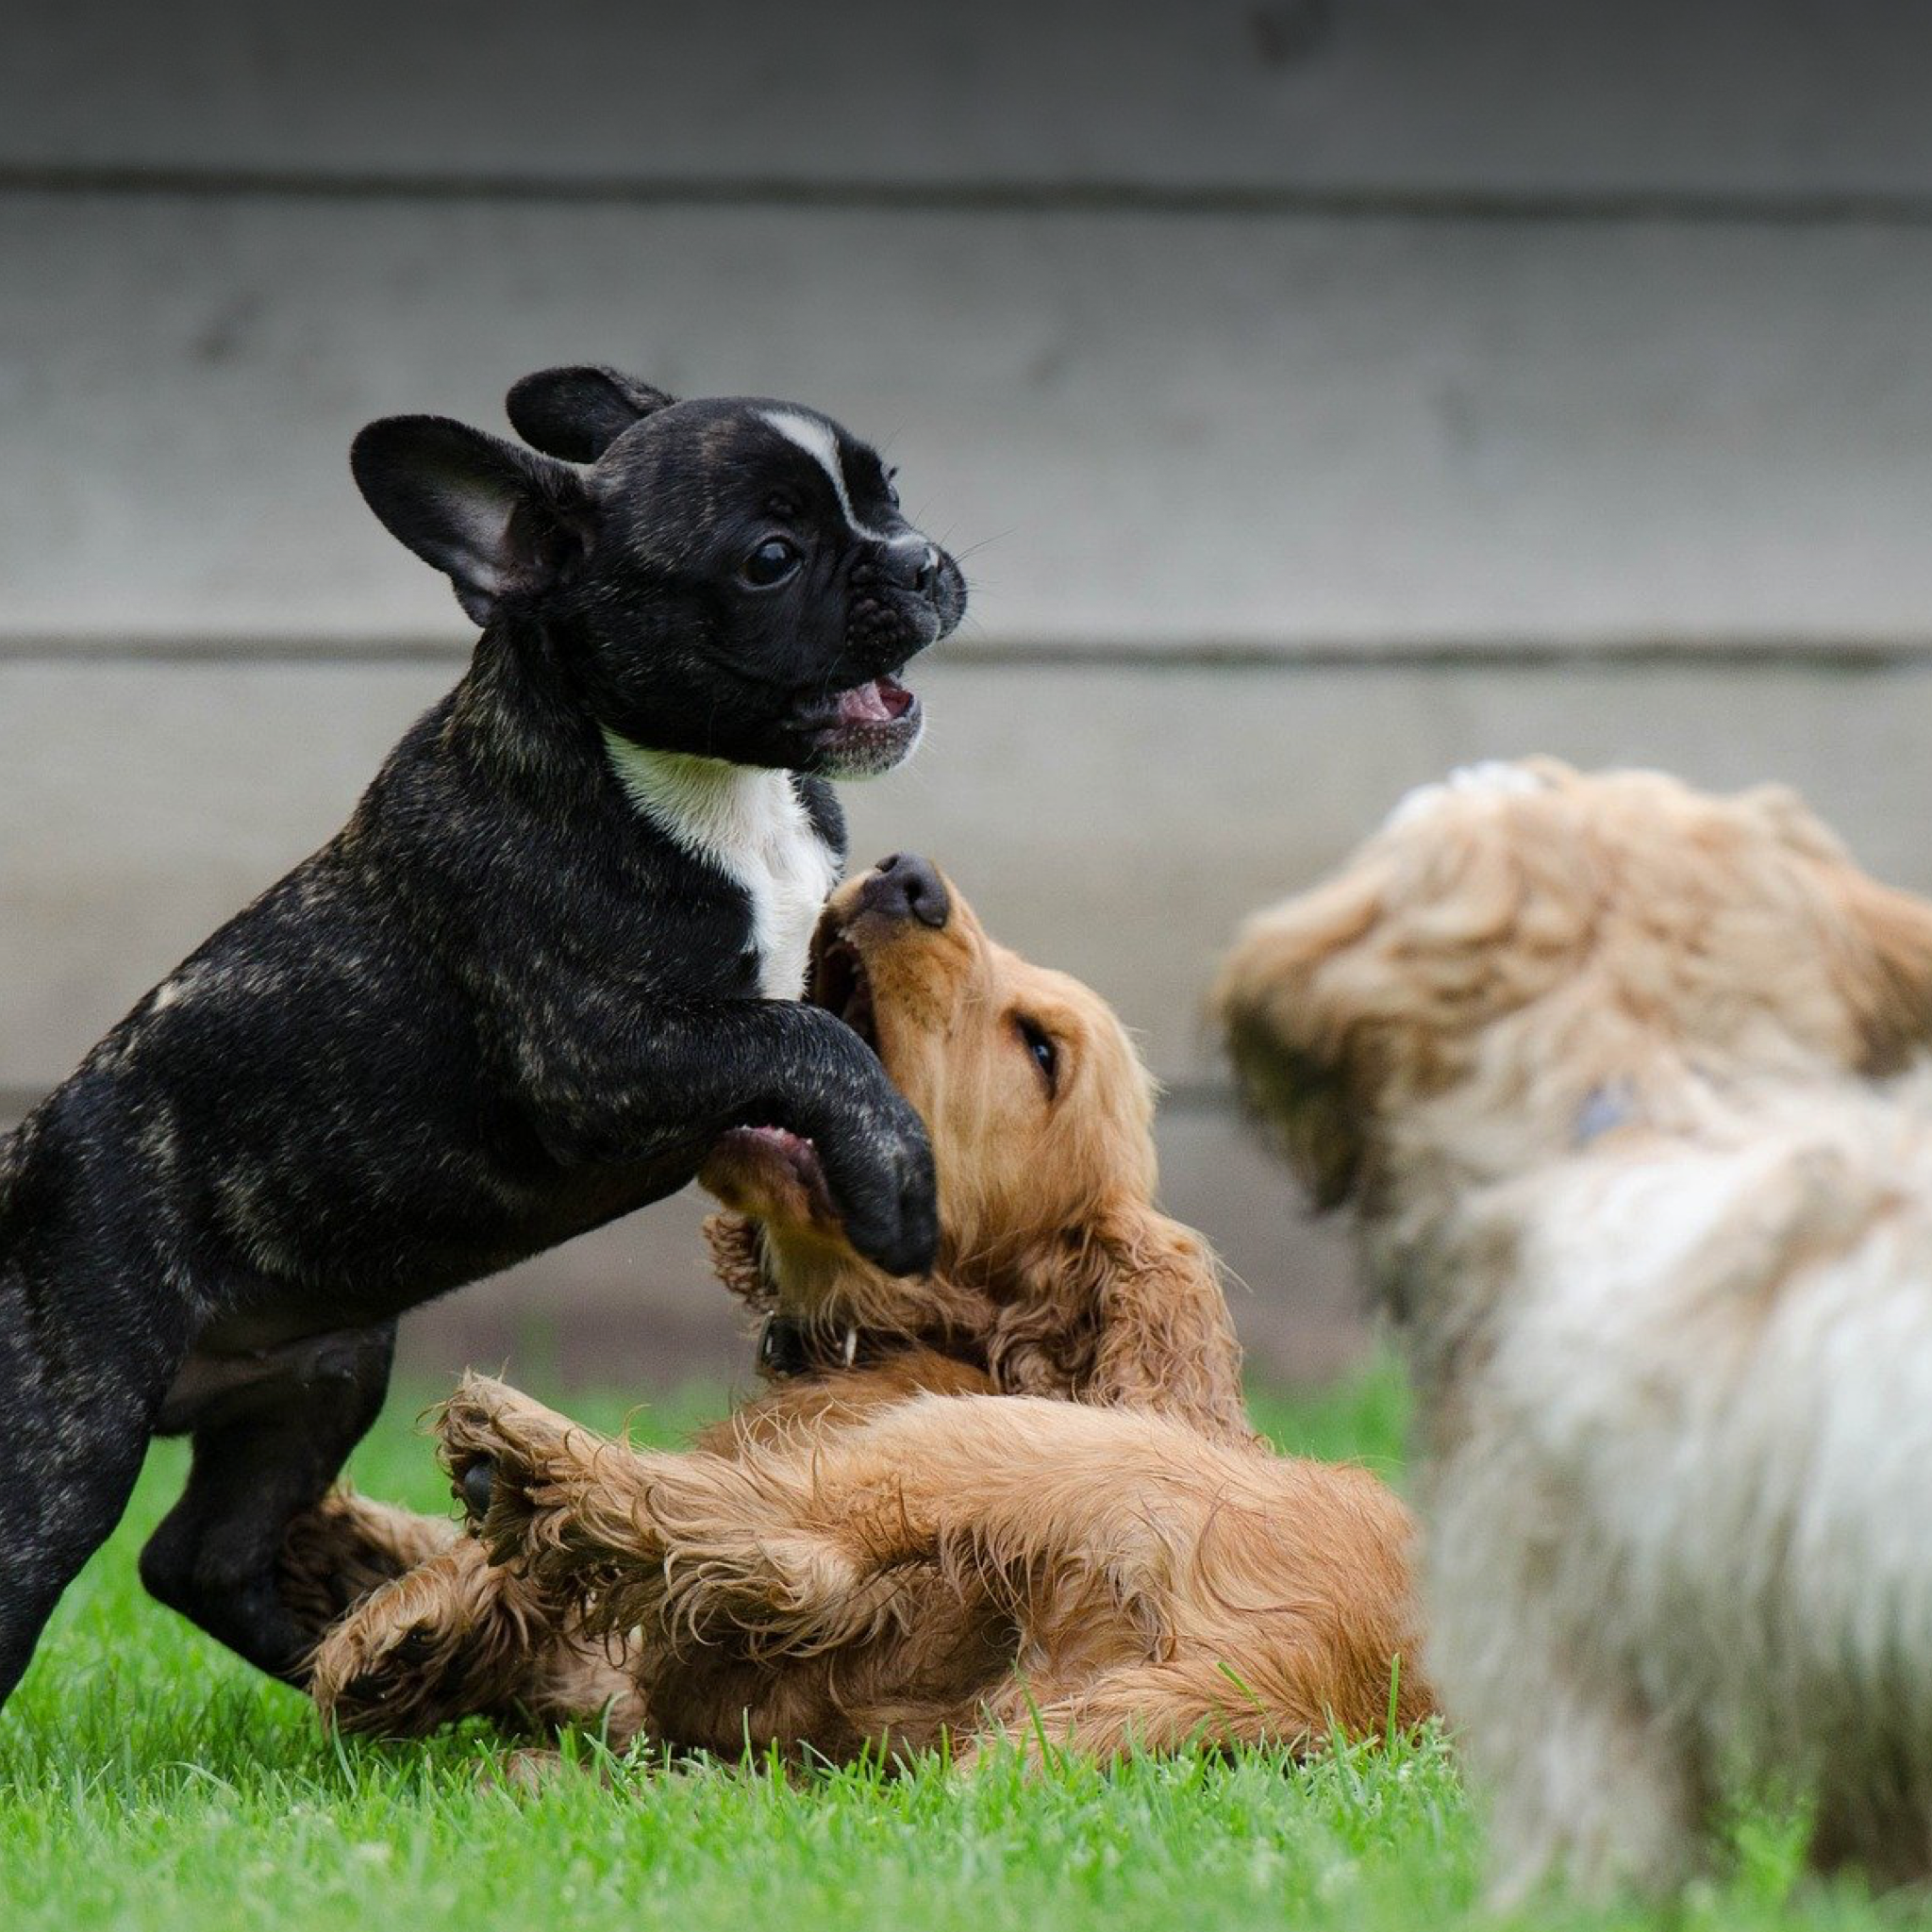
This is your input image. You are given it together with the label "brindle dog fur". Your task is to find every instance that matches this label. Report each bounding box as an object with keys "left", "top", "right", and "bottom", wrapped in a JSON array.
[{"left": 0, "top": 365, "right": 965, "bottom": 1708}]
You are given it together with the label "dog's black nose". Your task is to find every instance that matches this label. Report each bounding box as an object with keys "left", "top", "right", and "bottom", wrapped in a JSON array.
[
  {"left": 885, "top": 542, "right": 941, "bottom": 598},
  {"left": 858, "top": 853, "right": 949, "bottom": 929}
]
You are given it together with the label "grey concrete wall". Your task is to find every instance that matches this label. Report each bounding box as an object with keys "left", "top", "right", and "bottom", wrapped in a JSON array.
[
  {"left": 11, "top": 199, "right": 1932, "bottom": 647},
  {"left": 7, "top": 1, "right": 1932, "bottom": 1386},
  {"left": 14, "top": 0, "right": 1932, "bottom": 195}
]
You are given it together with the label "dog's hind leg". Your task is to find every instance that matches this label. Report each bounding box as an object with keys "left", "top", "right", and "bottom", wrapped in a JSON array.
[
  {"left": 141, "top": 1322, "right": 397, "bottom": 1683},
  {"left": 970, "top": 1620, "right": 1430, "bottom": 1767},
  {"left": 968, "top": 1657, "right": 1334, "bottom": 1768},
  {"left": 0, "top": 1297, "right": 162, "bottom": 1707}
]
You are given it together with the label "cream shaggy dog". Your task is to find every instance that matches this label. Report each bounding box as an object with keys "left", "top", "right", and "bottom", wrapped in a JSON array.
[{"left": 1215, "top": 758, "right": 1932, "bottom": 1900}]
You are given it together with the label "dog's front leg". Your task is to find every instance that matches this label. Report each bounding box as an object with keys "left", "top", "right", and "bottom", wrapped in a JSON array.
[
  {"left": 141, "top": 1322, "right": 396, "bottom": 1684},
  {"left": 442, "top": 1383, "right": 1221, "bottom": 1666},
  {"left": 1427, "top": 1471, "right": 1713, "bottom": 1904},
  {"left": 504, "top": 996, "right": 938, "bottom": 1277}
]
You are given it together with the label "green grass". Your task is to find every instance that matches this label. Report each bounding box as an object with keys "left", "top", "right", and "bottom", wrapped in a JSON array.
[{"left": 0, "top": 1364, "right": 1902, "bottom": 1930}]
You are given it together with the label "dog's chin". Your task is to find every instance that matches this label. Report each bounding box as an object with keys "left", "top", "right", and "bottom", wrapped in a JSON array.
[{"left": 801, "top": 678, "right": 924, "bottom": 778}]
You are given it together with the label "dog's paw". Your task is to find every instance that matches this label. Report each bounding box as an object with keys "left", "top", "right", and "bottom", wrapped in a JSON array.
[
  {"left": 308, "top": 1525, "right": 532, "bottom": 1738},
  {"left": 312, "top": 1596, "right": 467, "bottom": 1737},
  {"left": 279, "top": 1492, "right": 462, "bottom": 1650},
  {"left": 438, "top": 1377, "right": 575, "bottom": 1565}
]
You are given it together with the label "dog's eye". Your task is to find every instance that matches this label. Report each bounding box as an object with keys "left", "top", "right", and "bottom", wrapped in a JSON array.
[
  {"left": 884, "top": 465, "right": 902, "bottom": 510},
  {"left": 742, "top": 538, "right": 802, "bottom": 588},
  {"left": 1016, "top": 1016, "right": 1059, "bottom": 1095}
]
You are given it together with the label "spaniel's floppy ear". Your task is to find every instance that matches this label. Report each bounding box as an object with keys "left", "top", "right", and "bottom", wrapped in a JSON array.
[
  {"left": 506, "top": 365, "right": 675, "bottom": 463},
  {"left": 991, "top": 1206, "right": 1250, "bottom": 1444},
  {"left": 1084, "top": 1207, "right": 1250, "bottom": 1443},
  {"left": 1213, "top": 868, "right": 1387, "bottom": 1210},
  {"left": 1736, "top": 781, "right": 1932, "bottom": 1073}
]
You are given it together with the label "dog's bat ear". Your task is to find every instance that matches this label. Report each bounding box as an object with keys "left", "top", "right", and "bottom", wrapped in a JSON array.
[
  {"left": 350, "top": 415, "right": 591, "bottom": 625},
  {"left": 506, "top": 365, "right": 675, "bottom": 463}
]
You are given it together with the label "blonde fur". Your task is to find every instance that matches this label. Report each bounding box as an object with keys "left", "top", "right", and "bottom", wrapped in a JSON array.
[
  {"left": 434, "top": 1373, "right": 1428, "bottom": 1763},
  {"left": 1217, "top": 758, "right": 1932, "bottom": 1899},
  {"left": 291, "top": 862, "right": 1424, "bottom": 1763}
]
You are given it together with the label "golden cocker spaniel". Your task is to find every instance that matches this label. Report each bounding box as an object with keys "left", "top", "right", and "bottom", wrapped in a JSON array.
[{"left": 284, "top": 856, "right": 1428, "bottom": 1765}]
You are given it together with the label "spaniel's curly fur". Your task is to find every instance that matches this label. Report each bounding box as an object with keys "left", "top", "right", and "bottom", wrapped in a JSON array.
[
  {"left": 284, "top": 860, "right": 1427, "bottom": 1764},
  {"left": 1217, "top": 759, "right": 1932, "bottom": 1899}
]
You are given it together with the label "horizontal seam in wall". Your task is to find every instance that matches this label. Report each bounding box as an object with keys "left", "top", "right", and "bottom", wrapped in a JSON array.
[{"left": 8, "top": 166, "right": 1932, "bottom": 227}]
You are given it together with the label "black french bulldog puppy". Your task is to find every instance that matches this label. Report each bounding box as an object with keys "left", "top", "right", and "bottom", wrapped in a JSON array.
[{"left": 0, "top": 366, "right": 966, "bottom": 1707}]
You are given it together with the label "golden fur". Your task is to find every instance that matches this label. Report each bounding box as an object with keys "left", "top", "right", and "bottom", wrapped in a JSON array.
[
  {"left": 286, "top": 861, "right": 1427, "bottom": 1764},
  {"left": 1216, "top": 758, "right": 1932, "bottom": 1898}
]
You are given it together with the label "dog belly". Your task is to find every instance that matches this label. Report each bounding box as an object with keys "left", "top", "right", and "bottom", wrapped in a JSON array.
[
  {"left": 156, "top": 1324, "right": 390, "bottom": 1436},
  {"left": 18, "top": 1065, "right": 692, "bottom": 1357},
  {"left": 230, "top": 1152, "right": 691, "bottom": 1321}
]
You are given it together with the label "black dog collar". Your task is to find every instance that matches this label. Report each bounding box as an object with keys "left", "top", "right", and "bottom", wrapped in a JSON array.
[{"left": 757, "top": 1314, "right": 891, "bottom": 1379}]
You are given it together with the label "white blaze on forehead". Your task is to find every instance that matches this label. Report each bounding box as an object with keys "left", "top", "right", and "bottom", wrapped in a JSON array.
[
  {"left": 1383, "top": 759, "right": 1555, "bottom": 831},
  {"left": 758, "top": 408, "right": 926, "bottom": 549}
]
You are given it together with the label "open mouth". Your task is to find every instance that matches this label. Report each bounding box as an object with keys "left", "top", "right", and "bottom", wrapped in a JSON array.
[
  {"left": 798, "top": 674, "right": 924, "bottom": 776},
  {"left": 699, "top": 918, "right": 882, "bottom": 1226},
  {"left": 808, "top": 926, "right": 878, "bottom": 1054},
  {"left": 832, "top": 675, "right": 916, "bottom": 728}
]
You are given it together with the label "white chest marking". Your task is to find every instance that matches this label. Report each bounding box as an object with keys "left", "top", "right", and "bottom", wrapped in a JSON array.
[
  {"left": 758, "top": 408, "right": 927, "bottom": 552},
  {"left": 603, "top": 731, "right": 840, "bottom": 1000}
]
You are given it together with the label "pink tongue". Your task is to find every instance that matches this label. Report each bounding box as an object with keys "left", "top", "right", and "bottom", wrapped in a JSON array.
[{"left": 836, "top": 679, "right": 894, "bottom": 724}]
